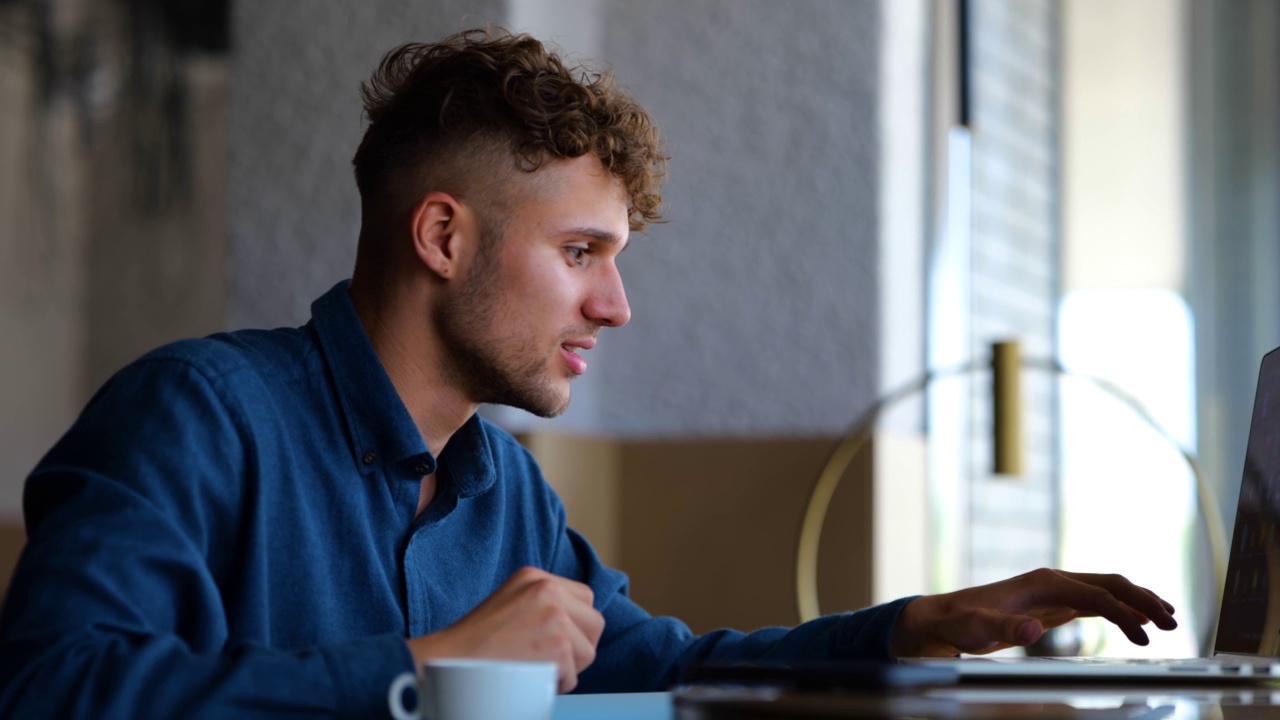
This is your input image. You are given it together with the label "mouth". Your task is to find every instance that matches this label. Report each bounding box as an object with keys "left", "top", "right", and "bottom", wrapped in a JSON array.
[{"left": 559, "top": 338, "right": 595, "bottom": 376}]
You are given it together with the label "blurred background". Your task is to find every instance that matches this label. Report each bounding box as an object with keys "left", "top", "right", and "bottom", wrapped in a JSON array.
[{"left": 1, "top": 0, "right": 1277, "bottom": 659}]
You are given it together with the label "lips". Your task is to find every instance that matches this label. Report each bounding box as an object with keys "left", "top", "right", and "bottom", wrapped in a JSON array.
[{"left": 559, "top": 337, "right": 595, "bottom": 376}]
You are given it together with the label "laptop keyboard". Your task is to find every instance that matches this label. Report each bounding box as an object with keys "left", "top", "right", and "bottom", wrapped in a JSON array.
[{"left": 1041, "top": 658, "right": 1216, "bottom": 668}]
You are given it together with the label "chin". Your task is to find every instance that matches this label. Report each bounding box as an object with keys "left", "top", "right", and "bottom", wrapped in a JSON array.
[
  {"left": 513, "top": 384, "right": 571, "bottom": 419},
  {"left": 540, "top": 389, "right": 572, "bottom": 418}
]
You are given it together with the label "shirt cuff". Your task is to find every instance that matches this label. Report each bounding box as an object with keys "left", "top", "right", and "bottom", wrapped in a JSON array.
[{"left": 838, "top": 595, "right": 921, "bottom": 660}]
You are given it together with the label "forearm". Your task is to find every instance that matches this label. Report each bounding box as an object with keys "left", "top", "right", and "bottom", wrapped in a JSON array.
[
  {"left": 582, "top": 596, "right": 919, "bottom": 692},
  {"left": 678, "top": 596, "right": 919, "bottom": 668}
]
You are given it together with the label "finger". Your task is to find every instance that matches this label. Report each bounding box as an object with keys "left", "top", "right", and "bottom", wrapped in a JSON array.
[
  {"left": 1037, "top": 579, "right": 1153, "bottom": 646},
  {"left": 1109, "top": 578, "right": 1177, "bottom": 620},
  {"left": 514, "top": 568, "right": 595, "bottom": 606},
  {"left": 548, "top": 576, "right": 595, "bottom": 607},
  {"left": 557, "top": 655, "right": 578, "bottom": 694},
  {"left": 504, "top": 566, "right": 554, "bottom": 593},
  {"left": 943, "top": 608, "right": 1045, "bottom": 654},
  {"left": 524, "top": 575, "right": 600, "bottom": 643},
  {"left": 556, "top": 608, "right": 597, "bottom": 675},
  {"left": 563, "top": 599, "right": 606, "bottom": 646},
  {"left": 1062, "top": 573, "right": 1177, "bottom": 630},
  {"left": 547, "top": 621, "right": 584, "bottom": 694}
]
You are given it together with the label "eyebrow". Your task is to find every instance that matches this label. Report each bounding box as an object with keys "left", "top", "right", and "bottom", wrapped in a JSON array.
[{"left": 563, "top": 227, "right": 631, "bottom": 252}]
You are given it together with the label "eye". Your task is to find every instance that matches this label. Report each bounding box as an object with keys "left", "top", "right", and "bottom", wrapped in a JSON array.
[{"left": 565, "top": 246, "right": 589, "bottom": 265}]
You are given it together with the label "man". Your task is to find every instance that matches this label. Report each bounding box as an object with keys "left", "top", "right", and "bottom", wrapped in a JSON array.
[{"left": 0, "top": 29, "right": 1175, "bottom": 718}]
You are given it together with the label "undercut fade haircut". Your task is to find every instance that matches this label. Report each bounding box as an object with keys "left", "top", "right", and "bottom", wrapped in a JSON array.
[{"left": 352, "top": 28, "right": 667, "bottom": 233}]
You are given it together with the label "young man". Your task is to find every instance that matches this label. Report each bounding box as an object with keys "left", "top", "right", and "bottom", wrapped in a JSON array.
[{"left": 0, "top": 29, "right": 1175, "bottom": 717}]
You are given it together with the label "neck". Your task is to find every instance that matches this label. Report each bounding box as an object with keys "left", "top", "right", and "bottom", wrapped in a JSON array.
[{"left": 348, "top": 277, "right": 476, "bottom": 458}]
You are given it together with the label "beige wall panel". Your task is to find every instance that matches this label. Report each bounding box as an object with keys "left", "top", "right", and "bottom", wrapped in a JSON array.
[
  {"left": 617, "top": 438, "right": 874, "bottom": 635},
  {"left": 0, "top": 523, "right": 25, "bottom": 600},
  {"left": 521, "top": 431, "right": 622, "bottom": 568}
]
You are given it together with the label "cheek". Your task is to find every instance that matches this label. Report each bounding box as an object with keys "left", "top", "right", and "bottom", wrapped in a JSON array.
[{"left": 516, "top": 260, "right": 581, "bottom": 314}]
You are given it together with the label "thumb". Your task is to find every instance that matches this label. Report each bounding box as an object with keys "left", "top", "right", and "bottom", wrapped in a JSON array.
[{"left": 947, "top": 608, "right": 1044, "bottom": 654}]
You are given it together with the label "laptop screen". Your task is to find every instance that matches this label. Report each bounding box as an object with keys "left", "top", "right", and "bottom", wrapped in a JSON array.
[{"left": 1215, "top": 348, "right": 1280, "bottom": 656}]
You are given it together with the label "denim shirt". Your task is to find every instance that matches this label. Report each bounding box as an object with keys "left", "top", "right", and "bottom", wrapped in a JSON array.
[{"left": 0, "top": 281, "right": 913, "bottom": 718}]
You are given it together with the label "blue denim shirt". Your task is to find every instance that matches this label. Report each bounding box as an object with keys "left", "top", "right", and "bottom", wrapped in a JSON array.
[{"left": 0, "top": 281, "right": 913, "bottom": 718}]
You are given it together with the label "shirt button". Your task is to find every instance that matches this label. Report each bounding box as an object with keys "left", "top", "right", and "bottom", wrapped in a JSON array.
[
  {"left": 362, "top": 452, "right": 376, "bottom": 465},
  {"left": 413, "top": 464, "right": 429, "bottom": 475}
]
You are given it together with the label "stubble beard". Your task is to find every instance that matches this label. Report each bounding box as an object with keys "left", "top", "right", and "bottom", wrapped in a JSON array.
[{"left": 435, "top": 239, "right": 573, "bottom": 419}]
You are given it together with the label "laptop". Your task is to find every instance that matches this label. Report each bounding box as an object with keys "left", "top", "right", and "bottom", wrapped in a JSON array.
[{"left": 905, "top": 346, "right": 1280, "bottom": 681}]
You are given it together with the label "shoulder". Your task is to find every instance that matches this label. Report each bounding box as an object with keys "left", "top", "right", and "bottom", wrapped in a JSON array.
[
  {"left": 132, "top": 327, "right": 312, "bottom": 383},
  {"left": 106, "top": 327, "right": 314, "bottom": 404},
  {"left": 26, "top": 333, "right": 312, "bottom": 539}
]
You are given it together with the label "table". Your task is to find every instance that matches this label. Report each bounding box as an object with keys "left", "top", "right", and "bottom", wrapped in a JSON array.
[
  {"left": 673, "top": 683, "right": 1280, "bottom": 718},
  {"left": 552, "top": 692, "right": 673, "bottom": 720},
  {"left": 552, "top": 684, "right": 1280, "bottom": 719}
]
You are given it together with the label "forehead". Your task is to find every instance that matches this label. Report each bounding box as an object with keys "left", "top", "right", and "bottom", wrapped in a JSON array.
[{"left": 509, "top": 156, "right": 630, "bottom": 238}]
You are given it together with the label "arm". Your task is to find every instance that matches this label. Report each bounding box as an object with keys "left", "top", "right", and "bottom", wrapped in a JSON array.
[
  {"left": 890, "top": 568, "right": 1178, "bottom": 657},
  {"left": 0, "top": 354, "right": 412, "bottom": 718},
  {"left": 548, "top": 523, "right": 1178, "bottom": 690},
  {"left": 550, "top": 527, "right": 917, "bottom": 693}
]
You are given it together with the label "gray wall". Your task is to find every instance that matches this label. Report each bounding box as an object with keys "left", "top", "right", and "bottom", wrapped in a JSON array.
[
  {"left": 229, "top": 0, "right": 883, "bottom": 439},
  {"left": 228, "top": 0, "right": 506, "bottom": 330},
  {"left": 585, "top": 0, "right": 881, "bottom": 437}
]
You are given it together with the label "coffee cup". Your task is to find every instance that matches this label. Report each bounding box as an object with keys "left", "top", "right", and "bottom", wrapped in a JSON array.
[{"left": 387, "top": 658, "right": 557, "bottom": 720}]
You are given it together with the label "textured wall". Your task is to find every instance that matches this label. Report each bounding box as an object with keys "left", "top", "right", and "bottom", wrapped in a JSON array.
[
  {"left": 230, "top": 0, "right": 882, "bottom": 438},
  {"left": 228, "top": 0, "right": 506, "bottom": 330},
  {"left": 581, "top": 0, "right": 882, "bottom": 437}
]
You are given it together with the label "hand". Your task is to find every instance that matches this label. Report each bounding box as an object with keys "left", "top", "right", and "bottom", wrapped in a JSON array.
[
  {"left": 890, "top": 568, "right": 1178, "bottom": 657},
  {"left": 405, "top": 567, "right": 604, "bottom": 693}
]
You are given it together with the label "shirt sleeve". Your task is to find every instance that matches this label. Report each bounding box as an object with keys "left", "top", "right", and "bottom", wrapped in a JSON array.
[
  {"left": 549, "top": 522, "right": 918, "bottom": 693},
  {"left": 0, "top": 354, "right": 412, "bottom": 719}
]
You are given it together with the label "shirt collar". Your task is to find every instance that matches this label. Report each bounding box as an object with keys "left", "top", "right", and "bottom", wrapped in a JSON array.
[
  {"left": 309, "top": 280, "right": 497, "bottom": 496},
  {"left": 311, "top": 280, "right": 426, "bottom": 473}
]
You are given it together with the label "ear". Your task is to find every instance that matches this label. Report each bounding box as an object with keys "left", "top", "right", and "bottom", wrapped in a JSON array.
[{"left": 409, "top": 192, "right": 473, "bottom": 280}]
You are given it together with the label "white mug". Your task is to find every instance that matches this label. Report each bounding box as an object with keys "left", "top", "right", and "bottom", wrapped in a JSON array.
[{"left": 387, "top": 658, "right": 557, "bottom": 720}]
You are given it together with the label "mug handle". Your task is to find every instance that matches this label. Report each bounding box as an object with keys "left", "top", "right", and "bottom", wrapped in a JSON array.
[{"left": 387, "top": 671, "right": 421, "bottom": 720}]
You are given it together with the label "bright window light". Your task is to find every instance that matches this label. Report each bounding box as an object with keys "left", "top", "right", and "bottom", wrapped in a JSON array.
[{"left": 1058, "top": 288, "right": 1198, "bottom": 658}]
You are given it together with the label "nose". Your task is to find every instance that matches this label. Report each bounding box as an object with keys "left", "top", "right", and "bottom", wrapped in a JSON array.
[{"left": 584, "top": 262, "right": 631, "bottom": 328}]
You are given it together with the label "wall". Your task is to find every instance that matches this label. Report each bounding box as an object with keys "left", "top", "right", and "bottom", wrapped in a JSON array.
[
  {"left": 1062, "top": 0, "right": 1185, "bottom": 293},
  {"left": 0, "top": 1, "right": 231, "bottom": 594},
  {"left": 0, "top": 3, "right": 87, "bottom": 590},
  {"left": 0, "top": 3, "right": 86, "bottom": 526},
  {"left": 227, "top": 0, "right": 506, "bottom": 331}
]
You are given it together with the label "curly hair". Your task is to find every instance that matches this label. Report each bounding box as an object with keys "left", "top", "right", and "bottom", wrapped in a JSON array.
[{"left": 352, "top": 28, "right": 666, "bottom": 232}]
